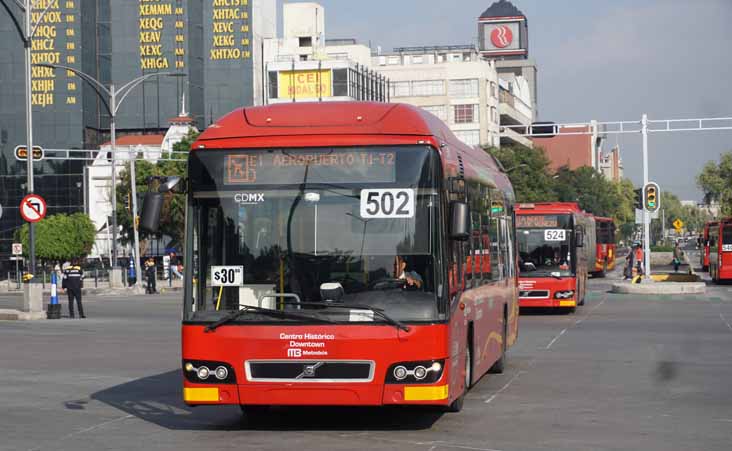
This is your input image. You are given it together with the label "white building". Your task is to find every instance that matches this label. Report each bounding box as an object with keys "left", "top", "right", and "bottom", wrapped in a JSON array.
[
  {"left": 497, "top": 76, "right": 533, "bottom": 148},
  {"left": 85, "top": 108, "right": 196, "bottom": 260},
  {"left": 263, "top": 3, "right": 388, "bottom": 104},
  {"left": 373, "top": 45, "right": 501, "bottom": 148},
  {"left": 598, "top": 145, "right": 624, "bottom": 182}
]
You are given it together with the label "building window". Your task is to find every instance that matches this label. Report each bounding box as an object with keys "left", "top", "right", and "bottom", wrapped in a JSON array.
[
  {"left": 453, "top": 129, "right": 480, "bottom": 146},
  {"left": 449, "top": 79, "right": 479, "bottom": 98},
  {"left": 490, "top": 106, "right": 498, "bottom": 123},
  {"left": 333, "top": 69, "right": 348, "bottom": 97},
  {"left": 387, "top": 56, "right": 400, "bottom": 65},
  {"left": 453, "top": 104, "right": 477, "bottom": 124},
  {"left": 421, "top": 105, "right": 448, "bottom": 122},
  {"left": 411, "top": 55, "right": 424, "bottom": 64},
  {"left": 299, "top": 37, "right": 312, "bottom": 47},
  {"left": 268, "top": 71, "right": 278, "bottom": 100},
  {"left": 490, "top": 81, "right": 498, "bottom": 99},
  {"left": 390, "top": 81, "right": 410, "bottom": 97},
  {"left": 412, "top": 80, "right": 444, "bottom": 96}
]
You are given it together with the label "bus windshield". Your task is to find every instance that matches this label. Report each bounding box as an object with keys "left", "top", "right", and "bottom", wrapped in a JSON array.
[
  {"left": 185, "top": 146, "right": 443, "bottom": 323},
  {"left": 516, "top": 214, "right": 575, "bottom": 277}
]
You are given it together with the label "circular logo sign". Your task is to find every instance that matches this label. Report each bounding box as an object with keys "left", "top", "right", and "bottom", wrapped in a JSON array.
[
  {"left": 19, "top": 194, "right": 47, "bottom": 223},
  {"left": 490, "top": 25, "right": 513, "bottom": 49}
]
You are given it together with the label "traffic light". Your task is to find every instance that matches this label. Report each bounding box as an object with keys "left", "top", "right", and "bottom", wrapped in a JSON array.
[
  {"left": 634, "top": 188, "right": 643, "bottom": 210},
  {"left": 644, "top": 182, "right": 660, "bottom": 213}
]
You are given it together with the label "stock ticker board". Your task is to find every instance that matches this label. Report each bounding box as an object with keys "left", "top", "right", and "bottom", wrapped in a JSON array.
[{"left": 1, "top": 0, "right": 255, "bottom": 151}]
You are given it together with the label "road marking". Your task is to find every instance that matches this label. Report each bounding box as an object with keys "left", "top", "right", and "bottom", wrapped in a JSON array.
[
  {"left": 575, "top": 298, "right": 607, "bottom": 325},
  {"left": 545, "top": 328, "right": 567, "bottom": 349},
  {"left": 485, "top": 370, "right": 525, "bottom": 404},
  {"left": 374, "top": 438, "right": 505, "bottom": 451},
  {"left": 720, "top": 313, "right": 732, "bottom": 332}
]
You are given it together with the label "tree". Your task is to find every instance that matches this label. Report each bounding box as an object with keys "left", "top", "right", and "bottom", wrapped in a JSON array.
[
  {"left": 116, "top": 130, "right": 198, "bottom": 252},
  {"left": 553, "top": 166, "right": 620, "bottom": 217},
  {"left": 16, "top": 213, "right": 96, "bottom": 262},
  {"left": 697, "top": 151, "right": 732, "bottom": 216},
  {"left": 486, "top": 144, "right": 558, "bottom": 202}
]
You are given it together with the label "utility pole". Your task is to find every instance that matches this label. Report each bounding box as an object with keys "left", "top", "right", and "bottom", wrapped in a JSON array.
[
  {"left": 641, "top": 114, "right": 651, "bottom": 278},
  {"left": 36, "top": 63, "right": 184, "bottom": 290}
]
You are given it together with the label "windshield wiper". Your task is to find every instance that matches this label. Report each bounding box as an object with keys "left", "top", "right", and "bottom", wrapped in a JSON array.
[
  {"left": 204, "top": 305, "right": 335, "bottom": 333},
  {"left": 288, "top": 302, "right": 410, "bottom": 332}
]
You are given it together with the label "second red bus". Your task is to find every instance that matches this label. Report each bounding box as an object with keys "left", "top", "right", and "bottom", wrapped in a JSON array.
[{"left": 708, "top": 218, "right": 732, "bottom": 283}]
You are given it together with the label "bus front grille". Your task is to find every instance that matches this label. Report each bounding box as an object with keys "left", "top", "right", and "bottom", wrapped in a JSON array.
[
  {"left": 519, "top": 290, "right": 550, "bottom": 299},
  {"left": 245, "top": 360, "right": 375, "bottom": 382}
]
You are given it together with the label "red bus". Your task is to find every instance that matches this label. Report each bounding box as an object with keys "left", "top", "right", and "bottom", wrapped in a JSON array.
[
  {"left": 516, "top": 203, "right": 595, "bottom": 312},
  {"left": 701, "top": 220, "right": 718, "bottom": 270},
  {"left": 708, "top": 218, "right": 732, "bottom": 283},
  {"left": 141, "top": 102, "right": 519, "bottom": 415},
  {"left": 592, "top": 217, "right": 616, "bottom": 276}
]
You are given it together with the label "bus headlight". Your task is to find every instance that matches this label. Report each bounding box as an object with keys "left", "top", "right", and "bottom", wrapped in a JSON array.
[
  {"left": 554, "top": 291, "right": 575, "bottom": 299},
  {"left": 183, "top": 360, "right": 236, "bottom": 384},
  {"left": 385, "top": 360, "right": 445, "bottom": 384}
]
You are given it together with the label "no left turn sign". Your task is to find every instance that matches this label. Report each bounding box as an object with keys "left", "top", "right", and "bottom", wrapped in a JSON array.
[{"left": 20, "top": 194, "right": 47, "bottom": 223}]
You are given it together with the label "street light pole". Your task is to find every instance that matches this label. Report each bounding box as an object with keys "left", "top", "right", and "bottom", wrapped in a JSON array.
[
  {"left": 22, "top": 0, "right": 35, "bottom": 275},
  {"left": 34, "top": 63, "right": 184, "bottom": 290},
  {"left": 642, "top": 113, "right": 651, "bottom": 278}
]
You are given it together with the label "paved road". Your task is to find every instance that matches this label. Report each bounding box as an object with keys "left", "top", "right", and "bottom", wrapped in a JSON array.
[{"left": 1, "top": 272, "right": 732, "bottom": 451}]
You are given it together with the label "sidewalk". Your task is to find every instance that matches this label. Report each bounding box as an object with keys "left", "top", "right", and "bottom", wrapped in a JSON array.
[{"left": 0, "top": 278, "right": 183, "bottom": 296}]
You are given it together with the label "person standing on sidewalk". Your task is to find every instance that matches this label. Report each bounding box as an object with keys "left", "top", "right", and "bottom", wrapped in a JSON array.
[
  {"left": 144, "top": 257, "right": 157, "bottom": 294},
  {"left": 62, "top": 260, "right": 85, "bottom": 318},
  {"left": 673, "top": 241, "right": 684, "bottom": 272},
  {"left": 634, "top": 242, "right": 644, "bottom": 276}
]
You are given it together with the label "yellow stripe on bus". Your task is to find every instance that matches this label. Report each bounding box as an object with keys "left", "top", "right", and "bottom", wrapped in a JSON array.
[
  {"left": 183, "top": 387, "right": 219, "bottom": 402},
  {"left": 558, "top": 300, "right": 576, "bottom": 307},
  {"left": 404, "top": 385, "right": 449, "bottom": 401}
]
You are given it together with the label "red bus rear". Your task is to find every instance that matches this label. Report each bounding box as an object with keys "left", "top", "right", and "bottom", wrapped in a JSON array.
[
  {"left": 161, "top": 102, "right": 519, "bottom": 415},
  {"left": 516, "top": 203, "right": 595, "bottom": 312},
  {"left": 709, "top": 219, "right": 732, "bottom": 283},
  {"left": 592, "top": 217, "right": 616, "bottom": 276},
  {"left": 701, "top": 221, "right": 718, "bottom": 270}
]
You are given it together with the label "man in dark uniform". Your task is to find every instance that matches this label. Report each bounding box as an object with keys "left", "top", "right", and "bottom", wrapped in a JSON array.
[{"left": 62, "top": 260, "right": 85, "bottom": 318}]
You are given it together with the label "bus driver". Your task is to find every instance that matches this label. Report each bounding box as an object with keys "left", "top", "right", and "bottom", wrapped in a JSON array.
[{"left": 395, "top": 256, "right": 423, "bottom": 289}]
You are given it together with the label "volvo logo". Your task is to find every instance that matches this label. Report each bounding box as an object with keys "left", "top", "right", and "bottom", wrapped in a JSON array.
[{"left": 296, "top": 362, "right": 324, "bottom": 379}]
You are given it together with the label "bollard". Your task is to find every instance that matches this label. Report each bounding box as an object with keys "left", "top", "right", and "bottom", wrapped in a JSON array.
[
  {"left": 95, "top": 269, "right": 98, "bottom": 288},
  {"left": 47, "top": 272, "right": 61, "bottom": 319}
]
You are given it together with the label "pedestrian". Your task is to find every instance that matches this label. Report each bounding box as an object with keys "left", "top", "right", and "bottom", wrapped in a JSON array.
[
  {"left": 634, "top": 242, "right": 644, "bottom": 276},
  {"left": 673, "top": 241, "right": 683, "bottom": 272},
  {"left": 169, "top": 252, "right": 183, "bottom": 280},
  {"left": 144, "top": 257, "right": 157, "bottom": 294},
  {"left": 62, "top": 259, "right": 85, "bottom": 318},
  {"left": 623, "top": 245, "right": 634, "bottom": 280}
]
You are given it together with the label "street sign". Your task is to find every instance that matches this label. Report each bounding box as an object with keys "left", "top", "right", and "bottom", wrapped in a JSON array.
[
  {"left": 12, "top": 243, "right": 23, "bottom": 256},
  {"left": 14, "top": 145, "right": 44, "bottom": 162},
  {"left": 19, "top": 194, "right": 47, "bottom": 223},
  {"left": 673, "top": 219, "right": 684, "bottom": 231}
]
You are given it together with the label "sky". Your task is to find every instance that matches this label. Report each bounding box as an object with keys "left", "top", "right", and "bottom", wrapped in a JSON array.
[{"left": 281, "top": 0, "right": 732, "bottom": 201}]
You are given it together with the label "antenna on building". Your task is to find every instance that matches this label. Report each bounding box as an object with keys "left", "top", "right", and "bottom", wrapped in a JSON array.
[{"left": 180, "top": 92, "right": 187, "bottom": 117}]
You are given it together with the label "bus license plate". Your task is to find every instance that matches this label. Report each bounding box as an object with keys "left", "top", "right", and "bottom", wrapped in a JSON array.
[
  {"left": 544, "top": 229, "right": 566, "bottom": 241},
  {"left": 211, "top": 266, "right": 244, "bottom": 286}
]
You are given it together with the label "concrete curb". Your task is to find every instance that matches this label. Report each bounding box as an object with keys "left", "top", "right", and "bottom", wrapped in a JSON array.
[
  {"left": 0, "top": 309, "right": 46, "bottom": 321},
  {"left": 611, "top": 282, "right": 706, "bottom": 295}
]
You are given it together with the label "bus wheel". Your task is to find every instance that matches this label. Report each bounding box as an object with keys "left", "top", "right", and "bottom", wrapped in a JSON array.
[
  {"left": 446, "top": 345, "right": 471, "bottom": 412},
  {"left": 489, "top": 314, "right": 507, "bottom": 374}
]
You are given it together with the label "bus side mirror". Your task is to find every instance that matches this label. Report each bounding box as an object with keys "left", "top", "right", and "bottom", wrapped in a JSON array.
[
  {"left": 450, "top": 201, "right": 470, "bottom": 241},
  {"left": 140, "top": 192, "right": 164, "bottom": 233},
  {"left": 576, "top": 229, "right": 585, "bottom": 247}
]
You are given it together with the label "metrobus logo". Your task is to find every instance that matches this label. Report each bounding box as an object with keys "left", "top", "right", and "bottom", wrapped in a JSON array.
[
  {"left": 490, "top": 25, "right": 513, "bottom": 48},
  {"left": 287, "top": 348, "right": 302, "bottom": 358}
]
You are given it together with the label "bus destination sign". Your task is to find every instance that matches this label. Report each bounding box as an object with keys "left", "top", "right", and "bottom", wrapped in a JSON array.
[{"left": 517, "top": 215, "right": 559, "bottom": 229}]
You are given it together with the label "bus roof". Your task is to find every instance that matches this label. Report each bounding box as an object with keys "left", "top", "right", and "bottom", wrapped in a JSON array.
[
  {"left": 193, "top": 101, "right": 512, "bottom": 194},
  {"left": 516, "top": 202, "right": 584, "bottom": 215}
]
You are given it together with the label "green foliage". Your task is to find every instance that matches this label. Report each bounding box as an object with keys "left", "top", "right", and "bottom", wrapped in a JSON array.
[
  {"left": 697, "top": 152, "right": 732, "bottom": 216},
  {"left": 116, "top": 130, "right": 198, "bottom": 248},
  {"left": 486, "top": 144, "right": 558, "bottom": 203},
  {"left": 16, "top": 213, "right": 96, "bottom": 262}
]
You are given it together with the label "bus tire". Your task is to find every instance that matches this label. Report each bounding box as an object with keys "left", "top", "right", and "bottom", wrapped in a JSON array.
[
  {"left": 489, "top": 309, "right": 507, "bottom": 374},
  {"left": 445, "top": 339, "right": 471, "bottom": 413}
]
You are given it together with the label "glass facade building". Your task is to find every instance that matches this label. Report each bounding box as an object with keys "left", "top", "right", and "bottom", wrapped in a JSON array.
[{"left": 0, "top": 0, "right": 271, "bottom": 265}]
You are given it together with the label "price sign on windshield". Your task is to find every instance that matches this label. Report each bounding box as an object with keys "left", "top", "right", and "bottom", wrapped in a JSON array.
[
  {"left": 211, "top": 266, "right": 244, "bottom": 287},
  {"left": 544, "top": 229, "right": 566, "bottom": 241}
]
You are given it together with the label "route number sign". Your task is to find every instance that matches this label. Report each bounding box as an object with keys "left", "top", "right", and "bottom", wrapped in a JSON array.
[
  {"left": 544, "top": 229, "right": 566, "bottom": 241},
  {"left": 19, "top": 194, "right": 47, "bottom": 223},
  {"left": 360, "top": 189, "right": 415, "bottom": 219}
]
